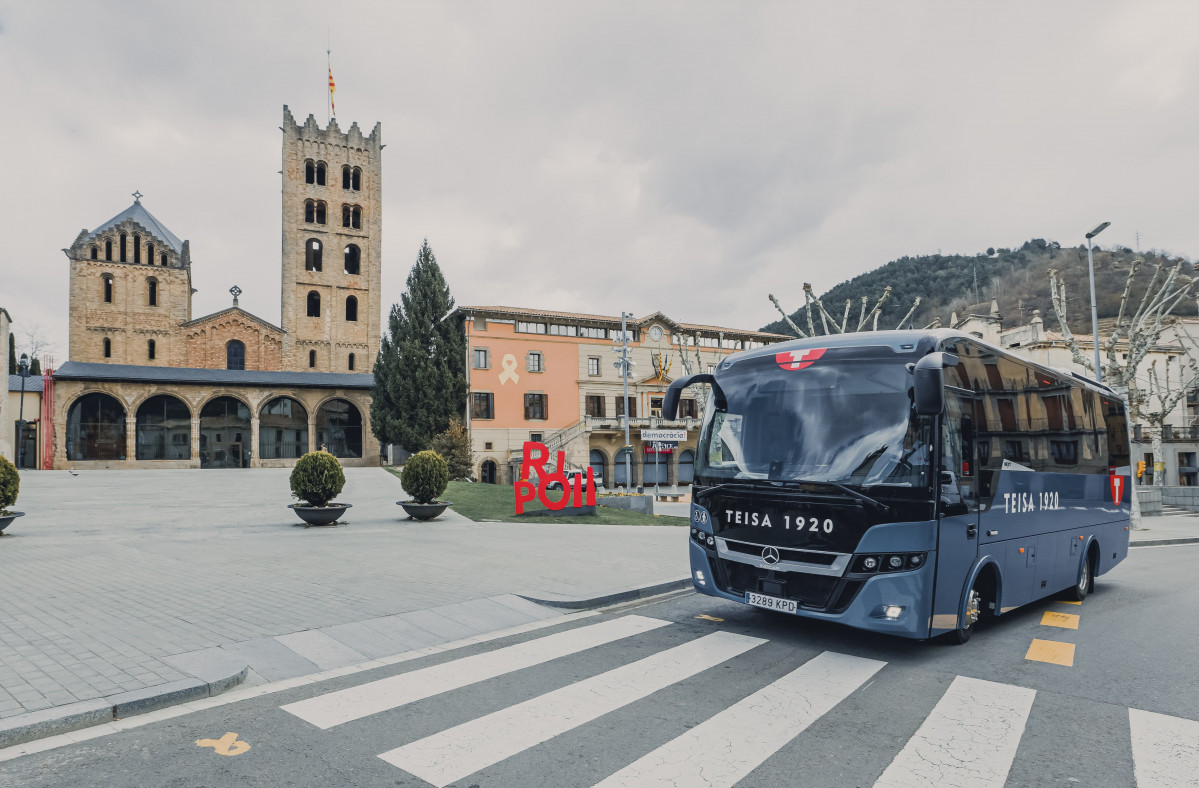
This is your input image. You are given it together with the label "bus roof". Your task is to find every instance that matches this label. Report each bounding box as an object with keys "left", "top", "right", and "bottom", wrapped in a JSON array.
[{"left": 726, "top": 329, "right": 1118, "bottom": 398}]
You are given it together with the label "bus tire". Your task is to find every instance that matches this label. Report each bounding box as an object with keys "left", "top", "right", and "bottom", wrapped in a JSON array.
[
  {"left": 1067, "top": 549, "right": 1094, "bottom": 602},
  {"left": 950, "top": 585, "right": 984, "bottom": 645}
]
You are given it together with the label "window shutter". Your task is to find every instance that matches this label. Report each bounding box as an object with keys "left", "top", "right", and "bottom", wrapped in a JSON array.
[
  {"left": 526, "top": 354, "right": 533, "bottom": 372},
  {"left": 524, "top": 395, "right": 531, "bottom": 420}
]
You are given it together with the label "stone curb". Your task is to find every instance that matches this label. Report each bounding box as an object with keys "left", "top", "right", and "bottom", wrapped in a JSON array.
[
  {"left": 0, "top": 663, "right": 249, "bottom": 750},
  {"left": 519, "top": 577, "right": 691, "bottom": 610},
  {"left": 1130, "top": 537, "right": 1199, "bottom": 547}
]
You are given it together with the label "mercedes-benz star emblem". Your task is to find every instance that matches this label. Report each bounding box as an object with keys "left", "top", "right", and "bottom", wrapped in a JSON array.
[{"left": 762, "top": 546, "right": 780, "bottom": 565}]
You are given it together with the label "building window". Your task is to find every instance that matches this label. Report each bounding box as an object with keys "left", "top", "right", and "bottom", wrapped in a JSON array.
[
  {"left": 471, "top": 392, "right": 495, "bottom": 420},
  {"left": 226, "top": 339, "right": 245, "bottom": 370},
  {"left": 679, "top": 399, "right": 698, "bottom": 418},
  {"left": 344, "top": 244, "right": 360, "bottom": 274},
  {"left": 309, "top": 349, "right": 316, "bottom": 368},
  {"left": 90, "top": 245, "right": 98, "bottom": 260},
  {"left": 342, "top": 165, "right": 352, "bottom": 190},
  {"left": 305, "top": 200, "right": 315, "bottom": 222},
  {"left": 345, "top": 295, "right": 358, "bottom": 321},
  {"left": 316, "top": 161, "right": 327, "bottom": 185},
  {"left": 586, "top": 395, "right": 605, "bottom": 417},
  {"left": 342, "top": 204, "right": 351, "bottom": 227},
  {"left": 524, "top": 393, "right": 548, "bottom": 420},
  {"left": 147, "top": 339, "right": 156, "bottom": 360},
  {"left": 1051, "top": 440, "right": 1079, "bottom": 465},
  {"left": 484, "top": 442, "right": 493, "bottom": 450},
  {"left": 581, "top": 326, "right": 606, "bottom": 339},
  {"left": 615, "top": 396, "right": 637, "bottom": 418},
  {"left": 316, "top": 201, "right": 326, "bottom": 224},
  {"left": 527, "top": 351, "right": 544, "bottom": 373},
  {"left": 103, "top": 276, "right": 113, "bottom": 303},
  {"left": 473, "top": 348, "right": 489, "bottom": 369},
  {"left": 148, "top": 278, "right": 158, "bottom": 306},
  {"left": 260, "top": 397, "right": 309, "bottom": 459},
  {"left": 147, "top": 243, "right": 154, "bottom": 265},
  {"left": 306, "top": 239, "right": 323, "bottom": 271},
  {"left": 549, "top": 324, "right": 578, "bottom": 336},
  {"left": 105, "top": 239, "right": 112, "bottom": 260},
  {"left": 119, "top": 233, "right": 127, "bottom": 262},
  {"left": 160, "top": 252, "right": 168, "bottom": 266},
  {"left": 348, "top": 353, "right": 355, "bottom": 370},
  {"left": 530, "top": 432, "right": 543, "bottom": 443},
  {"left": 305, "top": 159, "right": 315, "bottom": 184},
  {"left": 103, "top": 337, "right": 112, "bottom": 358},
  {"left": 66, "top": 392, "right": 127, "bottom": 461},
  {"left": 352, "top": 167, "right": 361, "bottom": 190},
  {"left": 307, "top": 291, "right": 321, "bottom": 317},
  {"left": 135, "top": 394, "right": 191, "bottom": 460},
  {"left": 133, "top": 233, "right": 141, "bottom": 264},
  {"left": 650, "top": 397, "right": 664, "bottom": 417},
  {"left": 517, "top": 321, "right": 547, "bottom": 334},
  {"left": 588, "top": 357, "right": 600, "bottom": 376}
]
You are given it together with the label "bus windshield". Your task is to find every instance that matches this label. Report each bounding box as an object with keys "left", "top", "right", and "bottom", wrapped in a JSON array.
[{"left": 696, "top": 353, "right": 931, "bottom": 490}]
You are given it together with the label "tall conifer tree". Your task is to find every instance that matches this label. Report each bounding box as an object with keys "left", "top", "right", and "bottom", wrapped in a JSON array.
[
  {"left": 371, "top": 240, "right": 466, "bottom": 453},
  {"left": 7, "top": 334, "right": 14, "bottom": 375}
]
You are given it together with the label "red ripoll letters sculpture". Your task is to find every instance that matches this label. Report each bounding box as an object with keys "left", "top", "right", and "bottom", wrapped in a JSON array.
[{"left": 515, "top": 441, "right": 597, "bottom": 514}]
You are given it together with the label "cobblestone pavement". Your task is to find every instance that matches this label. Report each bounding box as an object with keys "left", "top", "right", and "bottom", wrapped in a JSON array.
[{"left": 0, "top": 469, "right": 687, "bottom": 719}]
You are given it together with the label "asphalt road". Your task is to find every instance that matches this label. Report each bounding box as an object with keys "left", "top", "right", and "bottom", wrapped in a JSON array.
[{"left": 2, "top": 542, "right": 1198, "bottom": 788}]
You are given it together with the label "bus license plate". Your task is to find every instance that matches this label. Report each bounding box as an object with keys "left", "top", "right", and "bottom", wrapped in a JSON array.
[{"left": 745, "top": 592, "right": 797, "bottom": 614}]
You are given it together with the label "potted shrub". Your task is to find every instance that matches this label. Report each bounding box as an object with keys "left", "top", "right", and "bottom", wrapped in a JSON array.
[
  {"left": 288, "top": 450, "right": 351, "bottom": 526},
  {"left": 398, "top": 450, "right": 452, "bottom": 520},
  {"left": 0, "top": 455, "right": 23, "bottom": 535}
]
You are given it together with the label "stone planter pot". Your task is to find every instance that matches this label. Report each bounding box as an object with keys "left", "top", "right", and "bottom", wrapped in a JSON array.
[
  {"left": 0, "top": 512, "right": 25, "bottom": 535},
  {"left": 397, "top": 501, "right": 452, "bottom": 521},
  {"left": 289, "top": 503, "right": 352, "bottom": 526}
]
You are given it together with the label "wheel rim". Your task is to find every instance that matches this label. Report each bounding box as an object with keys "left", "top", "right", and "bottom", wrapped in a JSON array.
[
  {"left": 1079, "top": 558, "right": 1089, "bottom": 592},
  {"left": 964, "top": 588, "right": 982, "bottom": 628}
]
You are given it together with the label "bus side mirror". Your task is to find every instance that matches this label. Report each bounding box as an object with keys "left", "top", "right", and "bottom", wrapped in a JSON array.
[
  {"left": 663, "top": 374, "right": 724, "bottom": 419},
  {"left": 913, "top": 352, "right": 959, "bottom": 416}
]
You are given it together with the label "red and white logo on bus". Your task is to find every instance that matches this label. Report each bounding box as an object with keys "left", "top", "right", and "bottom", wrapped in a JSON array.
[
  {"left": 1110, "top": 472, "right": 1124, "bottom": 506},
  {"left": 776, "top": 348, "right": 826, "bottom": 371}
]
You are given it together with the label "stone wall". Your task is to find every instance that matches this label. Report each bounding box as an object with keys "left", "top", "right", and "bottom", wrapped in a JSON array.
[{"left": 1137, "top": 487, "right": 1163, "bottom": 516}]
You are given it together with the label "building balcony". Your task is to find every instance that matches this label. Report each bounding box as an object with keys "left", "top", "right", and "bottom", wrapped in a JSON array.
[{"left": 584, "top": 415, "right": 703, "bottom": 433}]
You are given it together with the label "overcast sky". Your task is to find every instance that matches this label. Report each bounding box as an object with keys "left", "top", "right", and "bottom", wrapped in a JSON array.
[{"left": 2, "top": 1, "right": 1197, "bottom": 361}]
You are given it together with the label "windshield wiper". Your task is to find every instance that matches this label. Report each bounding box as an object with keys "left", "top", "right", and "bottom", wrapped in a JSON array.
[{"left": 695, "top": 478, "right": 890, "bottom": 513}]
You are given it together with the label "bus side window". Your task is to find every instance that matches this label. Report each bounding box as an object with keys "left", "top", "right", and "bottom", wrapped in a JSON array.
[{"left": 942, "top": 393, "right": 980, "bottom": 515}]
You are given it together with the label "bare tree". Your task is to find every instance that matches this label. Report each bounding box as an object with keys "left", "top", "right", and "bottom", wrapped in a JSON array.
[
  {"left": 676, "top": 335, "right": 718, "bottom": 412},
  {"left": 17, "top": 323, "right": 56, "bottom": 373},
  {"left": 768, "top": 284, "right": 931, "bottom": 338},
  {"left": 1142, "top": 355, "right": 1199, "bottom": 485}
]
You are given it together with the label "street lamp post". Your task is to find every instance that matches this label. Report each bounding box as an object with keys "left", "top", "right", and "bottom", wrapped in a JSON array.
[
  {"left": 1085, "top": 222, "right": 1111, "bottom": 383},
  {"left": 16, "top": 353, "right": 29, "bottom": 470}
]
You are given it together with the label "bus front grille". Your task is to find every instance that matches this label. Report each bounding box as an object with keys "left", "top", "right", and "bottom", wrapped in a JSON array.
[{"left": 718, "top": 559, "right": 840, "bottom": 609}]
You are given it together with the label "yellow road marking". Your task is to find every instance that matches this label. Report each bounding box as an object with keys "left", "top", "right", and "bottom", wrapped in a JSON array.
[
  {"left": 1040, "top": 611, "right": 1080, "bottom": 629},
  {"left": 196, "top": 732, "right": 250, "bottom": 756},
  {"left": 1026, "top": 639, "right": 1075, "bottom": 666},
  {"left": 695, "top": 615, "right": 724, "bottom": 622},
  {"left": 1058, "top": 600, "right": 1082, "bottom": 605}
]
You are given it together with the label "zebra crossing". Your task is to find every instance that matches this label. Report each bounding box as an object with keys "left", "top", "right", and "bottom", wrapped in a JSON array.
[{"left": 280, "top": 614, "right": 1199, "bottom": 787}]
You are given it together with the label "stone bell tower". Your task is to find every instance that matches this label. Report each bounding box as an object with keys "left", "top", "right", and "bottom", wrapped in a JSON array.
[{"left": 280, "top": 106, "right": 382, "bottom": 373}]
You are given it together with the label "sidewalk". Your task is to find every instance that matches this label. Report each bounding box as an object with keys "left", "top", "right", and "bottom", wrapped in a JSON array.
[
  {"left": 1131, "top": 513, "right": 1199, "bottom": 546},
  {"left": 0, "top": 468, "right": 688, "bottom": 747}
]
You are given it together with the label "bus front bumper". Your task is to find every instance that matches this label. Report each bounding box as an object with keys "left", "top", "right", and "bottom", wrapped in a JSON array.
[{"left": 688, "top": 540, "right": 935, "bottom": 640}]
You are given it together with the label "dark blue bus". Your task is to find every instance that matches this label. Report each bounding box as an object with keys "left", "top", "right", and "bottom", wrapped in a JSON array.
[{"left": 664, "top": 330, "right": 1131, "bottom": 642}]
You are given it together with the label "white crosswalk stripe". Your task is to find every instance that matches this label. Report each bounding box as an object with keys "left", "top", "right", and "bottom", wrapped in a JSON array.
[
  {"left": 280, "top": 614, "right": 671, "bottom": 729},
  {"left": 873, "top": 675, "right": 1036, "bottom": 788},
  {"left": 592, "top": 650, "right": 886, "bottom": 788},
  {"left": 377, "top": 630, "right": 766, "bottom": 787},
  {"left": 1130, "top": 708, "right": 1199, "bottom": 787}
]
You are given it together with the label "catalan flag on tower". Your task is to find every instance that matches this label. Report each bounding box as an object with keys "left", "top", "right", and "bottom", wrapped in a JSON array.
[{"left": 328, "top": 64, "right": 337, "bottom": 117}]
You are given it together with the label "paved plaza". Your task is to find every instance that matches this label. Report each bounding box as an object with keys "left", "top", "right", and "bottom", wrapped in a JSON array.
[{"left": 0, "top": 468, "right": 687, "bottom": 729}]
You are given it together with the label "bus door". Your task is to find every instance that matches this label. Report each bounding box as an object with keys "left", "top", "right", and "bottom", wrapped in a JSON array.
[{"left": 932, "top": 389, "right": 982, "bottom": 632}]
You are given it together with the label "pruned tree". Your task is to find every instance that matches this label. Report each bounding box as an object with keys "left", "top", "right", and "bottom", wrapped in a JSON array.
[
  {"left": 768, "top": 284, "right": 931, "bottom": 338},
  {"left": 1047, "top": 259, "right": 1197, "bottom": 491},
  {"left": 676, "top": 334, "right": 717, "bottom": 412}
]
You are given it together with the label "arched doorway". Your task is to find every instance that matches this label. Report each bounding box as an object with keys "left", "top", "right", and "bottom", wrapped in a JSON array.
[
  {"left": 642, "top": 448, "right": 669, "bottom": 486},
  {"left": 614, "top": 447, "right": 633, "bottom": 488},
  {"left": 199, "top": 396, "right": 251, "bottom": 468},
  {"left": 677, "top": 449, "right": 695, "bottom": 485},
  {"left": 480, "top": 459, "right": 497, "bottom": 484},
  {"left": 66, "top": 393, "right": 126, "bottom": 461},
  {"left": 259, "top": 397, "right": 308, "bottom": 459},
  {"left": 589, "top": 450, "right": 606, "bottom": 487},
  {"left": 136, "top": 395, "right": 191, "bottom": 460},
  {"left": 317, "top": 399, "right": 362, "bottom": 458}
]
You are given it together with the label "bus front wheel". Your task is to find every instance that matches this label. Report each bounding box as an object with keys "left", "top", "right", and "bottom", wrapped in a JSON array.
[
  {"left": 1068, "top": 550, "right": 1094, "bottom": 602},
  {"left": 950, "top": 586, "right": 983, "bottom": 645}
]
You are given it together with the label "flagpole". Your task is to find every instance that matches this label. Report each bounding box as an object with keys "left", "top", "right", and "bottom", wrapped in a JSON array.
[{"left": 326, "top": 49, "right": 331, "bottom": 123}]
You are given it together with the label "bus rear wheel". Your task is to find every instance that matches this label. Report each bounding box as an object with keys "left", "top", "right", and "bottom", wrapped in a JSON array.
[
  {"left": 1068, "top": 551, "right": 1093, "bottom": 602},
  {"left": 950, "top": 586, "right": 983, "bottom": 645}
]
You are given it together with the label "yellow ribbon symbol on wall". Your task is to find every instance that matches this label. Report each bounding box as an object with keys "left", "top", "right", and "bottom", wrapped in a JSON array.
[
  {"left": 196, "top": 732, "right": 251, "bottom": 756},
  {"left": 499, "top": 354, "right": 520, "bottom": 385}
]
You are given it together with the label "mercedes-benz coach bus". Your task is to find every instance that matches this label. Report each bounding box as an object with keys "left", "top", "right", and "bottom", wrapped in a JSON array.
[{"left": 664, "top": 330, "right": 1131, "bottom": 643}]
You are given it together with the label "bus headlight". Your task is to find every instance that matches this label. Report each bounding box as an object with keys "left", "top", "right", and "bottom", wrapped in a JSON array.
[
  {"left": 861, "top": 556, "right": 879, "bottom": 571},
  {"left": 887, "top": 556, "right": 904, "bottom": 570},
  {"left": 854, "top": 552, "right": 926, "bottom": 574},
  {"left": 883, "top": 605, "right": 905, "bottom": 619}
]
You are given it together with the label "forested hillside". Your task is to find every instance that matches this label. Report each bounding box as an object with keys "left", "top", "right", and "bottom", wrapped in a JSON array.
[{"left": 761, "top": 240, "right": 1192, "bottom": 336}]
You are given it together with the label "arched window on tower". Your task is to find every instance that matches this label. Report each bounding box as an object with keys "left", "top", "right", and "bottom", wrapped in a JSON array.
[
  {"left": 305, "top": 200, "right": 315, "bottom": 223},
  {"left": 309, "top": 349, "right": 316, "bottom": 368},
  {"left": 307, "top": 291, "right": 321, "bottom": 317},
  {"left": 160, "top": 252, "right": 168, "bottom": 266},
  {"left": 342, "top": 165, "right": 351, "bottom": 190},
  {"left": 305, "top": 160, "right": 315, "bottom": 184},
  {"left": 316, "top": 161, "right": 327, "bottom": 185},
  {"left": 342, "top": 204, "right": 351, "bottom": 228},
  {"left": 105, "top": 239, "right": 113, "bottom": 261},
  {"left": 90, "top": 245, "right": 98, "bottom": 260},
  {"left": 103, "top": 337, "right": 112, "bottom": 358},
  {"left": 348, "top": 353, "right": 355, "bottom": 370},
  {"left": 344, "top": 244, "right": 360, "bottom": 275},
  {"left": 148, "top": 339, "right": 156, "bottom": 360},
  {"left": 103, "top": 275, "right": 114, "bottom": 303},
  {"left": 226, "top": 339, "right": 245, "bottom": 370},
  {"left": 133, "top": 234, "right": 141, "bottom": 264},
  {"left": 305, "top": 239, "right": 322, "bottom": 271},
  {"left": 345, "top": 295, "right": 358, "bottom": 322},
  {"left": 315, "top": 201, "right": 326, "bottom": 224},
  {"left": 147, "top": 242, "right": 154, "bottom": 266},
  {"left": 119, "top": 233, "right": 128, "bottom": 262},
  {"left": 351, "top": 206, "right": 362, "bottom": 229},
  {"left": 352, "top": 167, "right": 362, "bottom": 191},
  {"left": 147, "top": 278, "right": 158, "bottom": 306}
]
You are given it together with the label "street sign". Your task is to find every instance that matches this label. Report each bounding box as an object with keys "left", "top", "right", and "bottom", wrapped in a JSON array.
[
  {"left": 645, "top": 441, "right": 677, "bottom": 454},
  {"left": 641, "top": 429, "right": 687, "bottom": 441}
]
